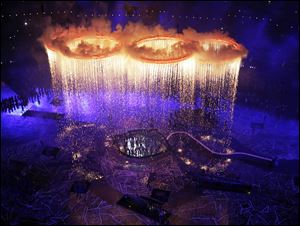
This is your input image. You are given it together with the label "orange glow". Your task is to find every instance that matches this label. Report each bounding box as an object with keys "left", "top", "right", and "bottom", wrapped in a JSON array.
[
  {"left": 40, "top": 20, "right": 247, "bottom": 64},
  {"left": 45, "top": 35, "right": 121, "bottom": 60},
  {"left": 43, "top": 20, "right": 247, "bottom": 141},
  {"left": 65, "top": 36, "right": 121, "bottom": 59},
  {"left": 129, "top": 36, "right": 193, "bottom": 64}
]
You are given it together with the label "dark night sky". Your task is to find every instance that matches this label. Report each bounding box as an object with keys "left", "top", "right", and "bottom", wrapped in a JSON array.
[{"left": 1, "top": 1, "right": 299, "bottom": 117}]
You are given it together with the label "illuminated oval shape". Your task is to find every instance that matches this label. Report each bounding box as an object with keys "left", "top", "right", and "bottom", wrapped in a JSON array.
[
  {"left": 45, "top": 35, "right": 122, "bottom": 60},
  {"left": 200, "top": 39, "right": 241, "bottom": 51},
  {"left": 64, "top": 35, "right": 121, "bottom": 59},
  {"left": 129, "top": 36, "right": 193, "bottom": 64},
  {"left": 197, "top": 38, "right": 247, "bottom": 63},
  {"left": 112, "top": 129, "right": 169, "bottom": 158}
]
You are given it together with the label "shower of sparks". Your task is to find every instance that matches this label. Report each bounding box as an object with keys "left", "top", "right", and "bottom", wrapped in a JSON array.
[{"left": 44, "top": 20, "right": 246, "bottom": 148}]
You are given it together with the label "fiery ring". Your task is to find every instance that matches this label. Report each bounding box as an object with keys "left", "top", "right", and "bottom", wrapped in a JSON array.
[
  {"left": 128, "top": 36, "right": 194, "bottom": 64},
  {"left": 45, "top": 35, "right": 121, "bottom": 59},
  {"left": 197, "top": 38, "right": 247, "bottom": 63}
]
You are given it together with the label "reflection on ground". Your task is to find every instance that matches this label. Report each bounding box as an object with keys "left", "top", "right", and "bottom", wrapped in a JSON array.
[{"left": 1, "top": 90, "right": 298, "bottom": 224}]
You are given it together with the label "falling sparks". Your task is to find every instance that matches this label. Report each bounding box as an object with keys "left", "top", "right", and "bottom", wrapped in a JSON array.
[{"left": 42, "top": 19, "right": 247, "bottom": 143}]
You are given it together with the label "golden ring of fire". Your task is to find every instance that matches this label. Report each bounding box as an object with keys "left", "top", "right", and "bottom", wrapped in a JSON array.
[
  {"left": 129, "top": 35, "right": 194, "bottom": 64},
  {"left": 45, "top": 35, "right": 245, "bottom": 64},
  {"left": 197, "top": 38, "right": 246, "bottom": 63},
  {"left": 46, "top": 35, "right": 122, "bottom": 60}
]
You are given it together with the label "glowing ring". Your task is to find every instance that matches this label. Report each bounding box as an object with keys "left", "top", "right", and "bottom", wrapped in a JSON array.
[
  {"left": 46, "top": 35, "right": 121, "bottom": 59},
  {"left": 197, "top": 38, "right": 247, "bottom": 63},
  {"left": 129, "top": 36, "right": 193, "bottom": 64},
  {"left": 200, "top": 38, "right": 242, "bottom": 50}
]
